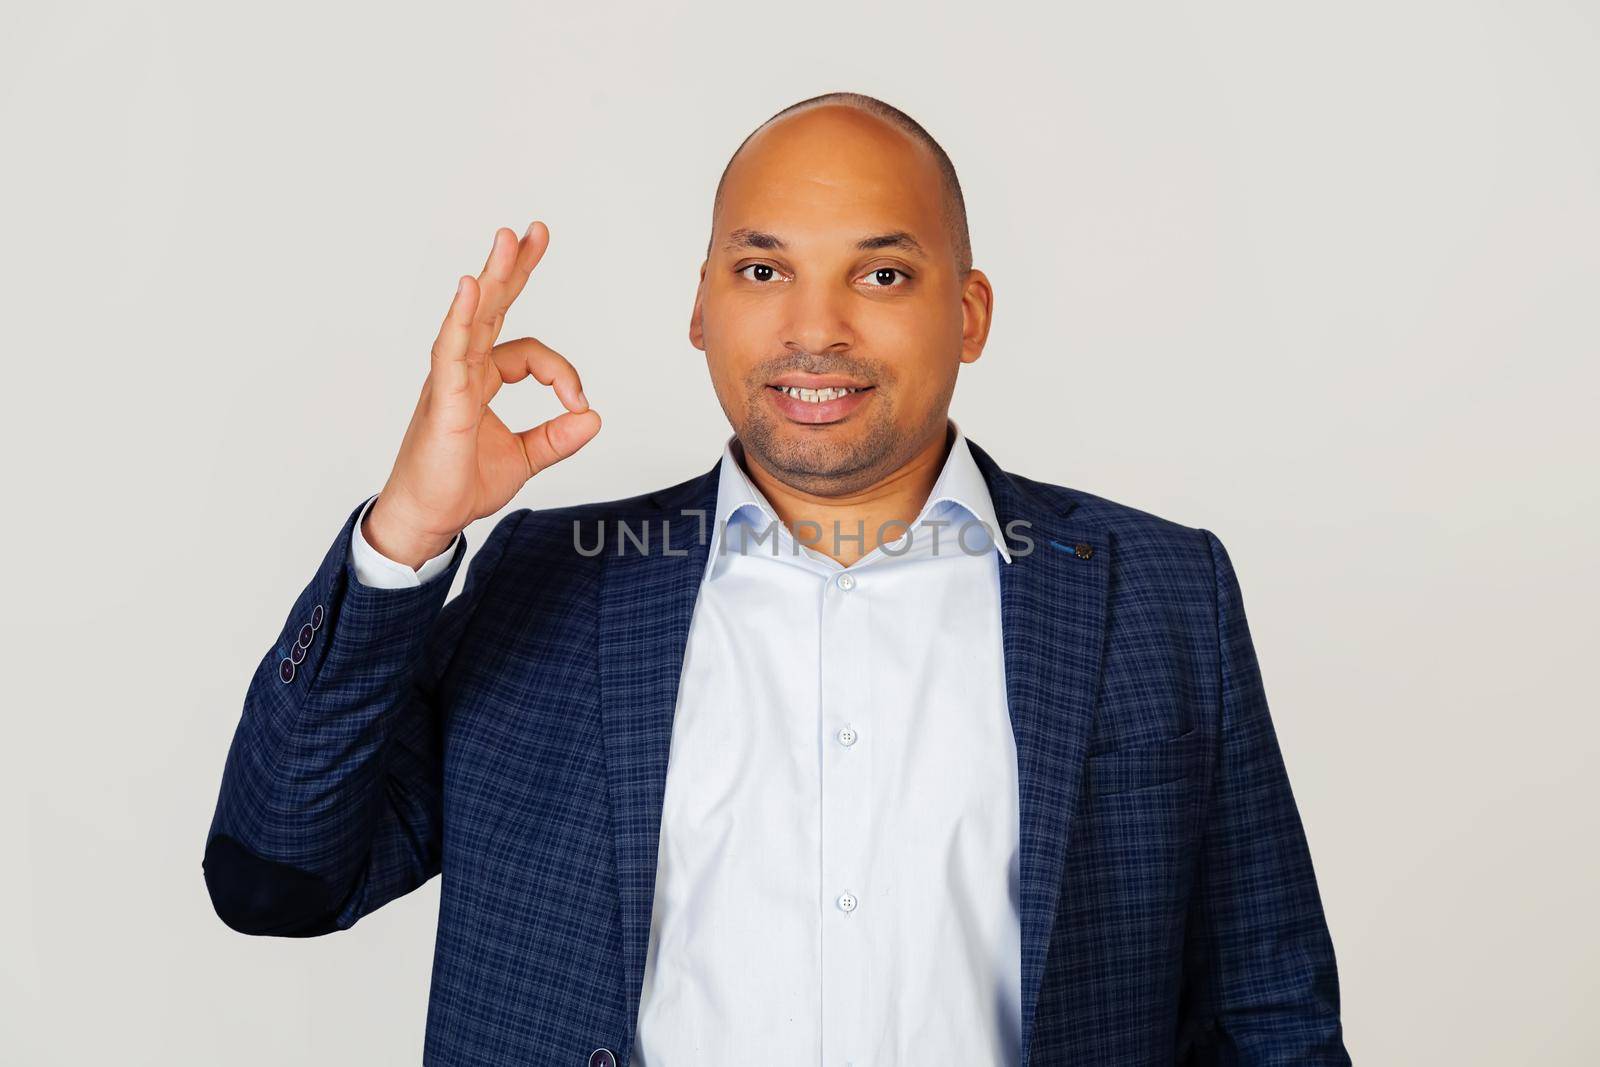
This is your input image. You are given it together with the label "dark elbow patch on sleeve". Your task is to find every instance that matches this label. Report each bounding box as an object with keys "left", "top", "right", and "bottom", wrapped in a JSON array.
[{"left": 203, "top": 834, "right": 345, "bottom": 938}]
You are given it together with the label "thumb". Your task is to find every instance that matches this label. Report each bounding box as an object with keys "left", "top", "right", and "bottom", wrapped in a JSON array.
[{"left": 516, "top": 408, "right": 601, "bottom": 480}]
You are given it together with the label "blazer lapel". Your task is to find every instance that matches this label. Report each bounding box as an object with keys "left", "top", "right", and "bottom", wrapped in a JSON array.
[
  {"left": 968, "top": 438, "right": 1110, "bottom": 1067},
  {"left": 598, "top": 459, "right": 719, "bottom": 1052}
]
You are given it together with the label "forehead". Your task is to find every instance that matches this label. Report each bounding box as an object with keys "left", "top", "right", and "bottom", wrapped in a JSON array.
[{"left": 716, "top": 107, "right": 945, "bottom": 253}]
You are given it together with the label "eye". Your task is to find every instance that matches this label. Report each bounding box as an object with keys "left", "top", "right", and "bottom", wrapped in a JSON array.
[
  {"left": 736, "top": 263, "right": 783, "bottom": 284},
  {"left": 861, "top": 267, "right": 911, "bottom": 288}
]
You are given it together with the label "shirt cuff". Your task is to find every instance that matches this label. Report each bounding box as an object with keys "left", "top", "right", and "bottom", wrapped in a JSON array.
[{"left": 348, "top": 492, "right": 461, "bottom": 588}]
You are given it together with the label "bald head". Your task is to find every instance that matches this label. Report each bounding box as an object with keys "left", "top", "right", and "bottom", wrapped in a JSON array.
[{"left": 707, "top": 92, "right": 973, "bottom": 276}]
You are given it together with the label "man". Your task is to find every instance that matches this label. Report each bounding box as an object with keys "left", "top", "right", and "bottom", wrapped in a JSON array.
[{"left": 203, "top": 92, "right": 1350, "bottom": 1065}]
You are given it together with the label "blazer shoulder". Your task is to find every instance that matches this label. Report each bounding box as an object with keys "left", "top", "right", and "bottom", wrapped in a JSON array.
[{"left": 1006, "top": 468, "right": 1217, "bottom": 583}]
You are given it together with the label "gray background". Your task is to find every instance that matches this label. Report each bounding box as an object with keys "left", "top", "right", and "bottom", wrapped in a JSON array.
[{"left": 3, "top": 1, "right": 1596, "bottom": 1062}]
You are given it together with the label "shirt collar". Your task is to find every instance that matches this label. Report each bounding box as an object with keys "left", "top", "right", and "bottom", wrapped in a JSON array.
[{"left": 703, "top": 417, "right": 1011, "bottom": 581}]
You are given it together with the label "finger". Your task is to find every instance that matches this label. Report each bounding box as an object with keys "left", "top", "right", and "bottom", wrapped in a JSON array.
[
  {"left": 516, "top": 408, "right": 602, "bottom": 479},
  {"left": 494, "top": 220, "right": 550, "bottom": 317},
  {"left": 464, "top": 228, "right": 519, "bottom": 366},
  {"left": 476, "top": 224, "right": 511, "bottom": 276},
  {"left": 470, "top": 223, "right": 553, "bottom": 356},
  {"left": 487, "top": 336, "right": 589, "bottom": 413},
  {"left": 430, "top": 275, "right": 481, "bottom": 391}
]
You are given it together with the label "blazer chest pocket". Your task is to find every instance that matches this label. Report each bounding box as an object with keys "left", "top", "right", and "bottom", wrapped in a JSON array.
[{"left": 1085, "top": 728, "right": 1206, "bottom": 797}]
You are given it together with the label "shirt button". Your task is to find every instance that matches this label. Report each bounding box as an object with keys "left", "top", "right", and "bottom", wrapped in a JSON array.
[
  {"left": 836, "top": 572, "right": 856, "bottom": 591},
  {"left": 837, "top": 891, "right": 858, "bottom": 913},
  {"left": 837, "top": 725, "right": 858, "bottom": 747}
]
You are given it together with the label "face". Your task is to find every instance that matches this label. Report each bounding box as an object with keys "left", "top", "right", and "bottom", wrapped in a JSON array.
[{"left": 689, "top": 105, "right": 992, "bottom": 497}]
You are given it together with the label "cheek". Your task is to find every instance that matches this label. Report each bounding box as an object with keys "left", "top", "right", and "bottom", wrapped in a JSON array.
[
  {"left": 704, "top": 360, "right": 746, "bottom": 415},
  {"left": 884, "top": 339, "right": 958, "bottom": 395},
  {"left": 869, "top": 302, "right": 958, "bottom": 365},
  {"left": 703, "top": 286, "right": 781, "bottom": 340},
  {"left": 702, "top": 309, "right": 777, "bottom": 379},
  {"left": 700, "top": 352, "right": 762, "bottom": 423}
]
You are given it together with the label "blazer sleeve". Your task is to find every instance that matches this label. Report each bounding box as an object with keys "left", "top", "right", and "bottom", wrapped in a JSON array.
[
  {"left": 201, "top": 496, "right": 525, "bottom": 937},
  {"left": 1178, "top": 530, "right": 1351, "bottom": 1064}
]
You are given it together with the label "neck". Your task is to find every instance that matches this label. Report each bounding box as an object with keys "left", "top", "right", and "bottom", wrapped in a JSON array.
[{"left": 734, "top": 421, "right": 954, "bottom": 567}]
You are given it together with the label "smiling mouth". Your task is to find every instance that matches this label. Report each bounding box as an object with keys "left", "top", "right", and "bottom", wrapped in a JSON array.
[{"left": 766, "top": 384, "right": 874, "bottom": 404}]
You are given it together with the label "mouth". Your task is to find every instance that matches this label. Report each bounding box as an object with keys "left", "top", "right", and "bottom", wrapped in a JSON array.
[{"left": 764, "top": 383, "right": 875, "bottom": 425}]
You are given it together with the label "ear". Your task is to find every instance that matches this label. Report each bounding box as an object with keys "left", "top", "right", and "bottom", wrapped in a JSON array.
[
  {"left": 688, "top": 259, "right": 709, "bottom": 351},
  {"left": 959, "top": 267, "right": 994, "bottom": 364}
]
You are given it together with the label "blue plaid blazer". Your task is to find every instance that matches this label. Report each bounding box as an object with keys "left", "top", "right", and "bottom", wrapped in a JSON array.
[{"left": 204, "top": 438, "right": 1349, "bottom": 1066}]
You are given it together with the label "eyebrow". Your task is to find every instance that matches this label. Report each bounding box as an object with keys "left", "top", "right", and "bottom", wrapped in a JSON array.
[{"left": 722, "top": 227, "right": 929, "bottom": 260}]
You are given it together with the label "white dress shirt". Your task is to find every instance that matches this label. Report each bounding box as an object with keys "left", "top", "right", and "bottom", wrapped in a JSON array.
[{"left": 350, "top": 420, "right": 1023, "bottom": 1066}]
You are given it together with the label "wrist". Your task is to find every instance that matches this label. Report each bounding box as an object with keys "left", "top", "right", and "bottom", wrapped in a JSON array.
[{"left": 363, "top": 497, "right": 457, "bottom": 570}]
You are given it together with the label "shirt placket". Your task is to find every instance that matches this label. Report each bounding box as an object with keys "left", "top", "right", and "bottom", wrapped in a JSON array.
[{"left": 817, "top": 560, "right": 874, "bottom": 1066}]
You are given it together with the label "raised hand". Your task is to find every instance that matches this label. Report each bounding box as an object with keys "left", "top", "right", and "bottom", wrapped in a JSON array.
[{"left": 364, "top": 221, "right": 601, "bottom": 568}]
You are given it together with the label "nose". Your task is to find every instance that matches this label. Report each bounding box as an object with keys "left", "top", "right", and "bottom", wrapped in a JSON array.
[{"left": 780, "top": 276, "right": 855, "bottom": 357}]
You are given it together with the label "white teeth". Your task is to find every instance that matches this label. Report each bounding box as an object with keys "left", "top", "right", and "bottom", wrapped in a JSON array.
[{"left": 779, "top": 386, "right": 861, "bottom": 402}]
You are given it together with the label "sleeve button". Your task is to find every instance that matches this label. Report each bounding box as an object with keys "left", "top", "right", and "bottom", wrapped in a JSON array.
[
  {"left": 311, "top": 603, "right": 324, "bottom": 629},
  {"left": 278, "top": 658, "right": 295, "bottom": 684}
]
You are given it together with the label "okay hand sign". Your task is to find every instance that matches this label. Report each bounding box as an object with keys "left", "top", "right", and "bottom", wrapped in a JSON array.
[{"left": 364, "top": 222, "right": 601, "bottom": 566}]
